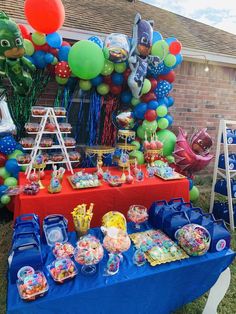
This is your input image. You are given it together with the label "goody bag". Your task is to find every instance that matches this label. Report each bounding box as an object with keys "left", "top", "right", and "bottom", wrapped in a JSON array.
[
  {"left": 148, "top": 200, "right": 168, "bottom": 229},
  {"left": 163, "top": 211, "right": 190, "bottom": 239},
  {"left": 209, "top": 220, "right": 231, "bottom": 252}
]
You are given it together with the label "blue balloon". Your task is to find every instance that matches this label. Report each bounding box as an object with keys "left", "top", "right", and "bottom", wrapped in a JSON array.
[
  {"left": 15, "top": 143, "right": 23, "bottom": 151},
  {"left": 0, "top": 185, "right": 8, "bottom": 197},
  {"left": 58, "top": 46, "right": 71, "bottom": 61},
  {"left": 25, "top": 55, "right": 34, "bottom": 64},
  {"left": 112, "top": 73, "right": 124, "bottom": 85},
  {"left": 165, "top": 114, "right": 174, "bottom": 126},
  {"left": 155, "top": 80, "right": 172, "bottom": 98},
  {"left": 158, "top": 97, "right": 169, "bottom": 106},
  {"left": 147, "top": 100, "right": 159, "bottom": 110},
  {"left": 133, "top": 102, "right": 147, "bottom": 119},
  {"left": 167, "top": 96, "right": 174, "bottom": 107},
  {"left": 46, "top": 32, "right": 62, "bottom": 49},
  {"left": 152, "top": 32, "right": 163, "bottom": 44},
  {"left": 32, "top": 51, "right": 47, "bottom": 69},
  {"left": 175, "top": 54, "right": 183, "bottom": 66},
  {"left": 121, "top": 91, "right": 132, "bottom": 104},
  {"left": 188, "top": 178, "right": 194, "bottom": 190},
  {"left": 0, "top": 136, "right": 17, "bottom": 155},
  {"left": 165, "top": 37, "right": 177, "bottom": 45},
  {"left": 44, "top": 53, "right": 54, "bottom": 64},
  {"left": 91, "top": 75, "right": 103, "bottom": 86},
  {"left": 161, "top": 65, "right": 172, "bottom": 75},
  {"left": 147, "top": 61, "right": 164, "bottom": 77},
  {"left": 5, "top": 159, "right": 20, "bottom": 176},
  {"left": 88, "top": 36, "right": 103, "bottom": 48}
]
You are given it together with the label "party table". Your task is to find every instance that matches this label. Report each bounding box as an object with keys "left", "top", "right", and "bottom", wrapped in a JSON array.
[
  {"left": 7, "top": 225, "right": 235, "bottom": 314},
  {"left": 14, "top": 166, "right": 190, "bottom": 230}
]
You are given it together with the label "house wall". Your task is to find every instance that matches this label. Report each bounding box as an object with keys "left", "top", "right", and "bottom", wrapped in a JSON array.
[{"left": 35, "top": 60, "right": 236, "bottom": 175}]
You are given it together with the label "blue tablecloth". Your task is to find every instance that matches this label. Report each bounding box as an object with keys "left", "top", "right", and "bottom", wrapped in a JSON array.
[{"left": 7, "top": 225, "right": 235, "bottom": 314}]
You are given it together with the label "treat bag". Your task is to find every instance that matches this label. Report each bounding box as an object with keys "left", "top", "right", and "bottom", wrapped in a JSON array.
[
  {"left": 209, "top": 220, "right": 231, "bottom": 252},
  {"left": 163, "top": 211, "right": 190, "bottom": 239},
  {"left": 148, "top": 200, "right": 168, "bottom": 229}
]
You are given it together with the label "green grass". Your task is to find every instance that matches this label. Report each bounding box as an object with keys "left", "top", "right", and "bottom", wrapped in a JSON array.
[{"left": 0, "top": 183, "right": 235, "bottom": 314}]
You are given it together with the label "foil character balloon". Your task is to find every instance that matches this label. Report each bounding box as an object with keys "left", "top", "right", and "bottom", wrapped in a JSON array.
[
  {"left": 0, "top": 94, "right": 16, "bottom": 134},
  {"left": 173, "top": 127, "right": 213, "bottom": 175},
  {"left": 128, "top": 13, "right": 161, "bottom": 98},
  {"left": 104, "top": 33, "right": 130, "bottom": 63},
  {"left": 115, "top": 110, "right": 135, "bottom": 130},
  {"left": 0, "top": 11, "right": 35, "bottom": 96}
]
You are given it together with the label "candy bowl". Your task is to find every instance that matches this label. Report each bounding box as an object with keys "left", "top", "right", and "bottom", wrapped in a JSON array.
[
  {"left": 17, "top": 270, "right": 49, "bottom": 301},
  {"left": 133, "top": 249, "right": 146, "bottom": 267},
  {"left": 175, "top": 224, "right": 211, "bottom": 256},
  {"left": 54, "top": 107, "right": 66, "bottom": 117},
  {"left": 17, "top": 154, "right": 31, "bottom": 165},
  {"left": 40, "top": 137, "right": 53, "bottom": 148},
  {"left": 47, "top": 258, "right": 78, "bottom": 284},
  {"left": 102, "top": 227, "right": 131, "bottom": 276},
  {"left": 64, "top": 137, "right": 76, "bottom": 147},
  {"left": 107, "top": 176, "right": 123, "bottom": 187},
  {"left": 74, "top": 234, "right": 104, "bottom": 276},
  {"left": 68, "top": 151, "right": 81, "bottom": 162},
  {"left": 23, "top": 183, "right": 40, "bottom": 195},
  {"left": 20, "top": 137, "right": 34, "bottom": 149},
  {"left": 59, "top": 123, "right": 72, "bottom": 132},
  {"left": 53, "top": 242, "right": 75, "bottom": 259},
  {"left": 25, "top": 123, "right": 40, "bottom": 133},
  {"left": 17, "top": 266, "right": 35, "bottom": 282},
  {"left": 31, "top": 106, "right": 47, "bottom": 116},
  {"left": 127, "top": 205, "right": 148, "bottom": 230},
  {"left": 101, "top": 211, "right": 127, "bottom": 232}
]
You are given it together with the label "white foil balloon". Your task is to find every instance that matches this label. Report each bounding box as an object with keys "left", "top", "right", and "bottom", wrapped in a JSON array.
[{"left": 0, "top": 95, "right": 16, "bottom": 134}]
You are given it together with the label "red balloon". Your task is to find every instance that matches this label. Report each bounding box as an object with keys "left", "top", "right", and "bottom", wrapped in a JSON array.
[
  {"left": 159, "top": 70, "right": 176, "bottom": 83},
  {"left": 24, "top": 0, "right": 65, "bottom": 34},
  {"left": 0, "top": 152, "right": 7, "bottom": 167},
  {"left": 169, "top": 41, "right": 182, "bottom": 55},
  {"left": 149, "top": 77, "right": 158, "bottom": 91},
  {"left": 18, "top": 24, "right": 31, "bottom": 39},
  {"left": 123, "top": 68, "right": 131, "bottom": 81},
  {"left": 144, "top": 109, "right": 157, "bottom": 122},
  {"left": 110, "top": 85, "right": 122, "bottom": 95},
  {"left": 55, "top": 61, "right": 71, "bottom": 78},
  {"left": 33, "top": 42, "right": 50, "bottom": 52},
  {"left": 141, "top": 92, "right": 156, "bottom": 103},
  {"left": 48, "top": 47, "right": 58, "bottom": 57},
  {"left": 103, "top": 75, "right": 112, "bottom": 85},
  {"left": 0, "top": 177, "right": 4, "bottom": 185},
  {"left": 62, "top": 41, "right": 71, "bottom": 47}
]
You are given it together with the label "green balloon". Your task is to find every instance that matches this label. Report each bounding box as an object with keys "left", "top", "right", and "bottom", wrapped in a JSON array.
[
  {"left": 97, "top": 83, "right": 110, "bottom": 95},
  {"left": 131, "top": 141, "right": 141, "bottom": 150},
  {"left": 157, "top": 118, "right": 169, "bottom": 130},
  {"left": 101, "top": 60, "right": 114, "bottom": 76},
  {"left": 164, "top": 54, "right": 176, "bottom": 67},
  {"left": 79, "top": 80, "right": 92, "bottom": 91},
  {"left": 32, "top": 32, "right": 46, "bottom": 46},
  {"left": 156, "top": 129, "right": 177, "bottom": 157},
  {"left": 1, "top": 194, "right": 11, "bottom": 205},
  {"left": 166, "top": 155, "right": 175, "bottom": 163},
  {"left": 0, "top": 167, "right": 10, "bottom": 179},
  {"left": 24, "top": 39, "right": 34, "bottom": 56},
  {"left": 114, "top": 62, "right": 126, "bottom": 73},
  {"left": 68, "top": 40, "right": 105, "bottom": 79},
  {"left": 129, "top": 150, "right": 144, "bottom": 165},
  {"left": 142, "top": 120, "right": 158, "bottom": 133},
  {"left": 156, "top": 105, "right": 168, "bottom": 117},
  {"left": 131, "top": 97, "right": 140, "bottom": 106},
  {"left": 151, "top": 40, "right": 169, "bottom": 59},
  {"left": 190, "top": 186, "right": 200, "bottom": 202},
  {"left": 52, "top": 57, "right": 58, "bottom": 65},
  {"left": 8, "top": 150, "right": 23, "bottom": 160},
  {"left": 4, "top": 177, "right": 18, "bottom": 187},
  {"left": 56, "top": 76, "right": 68, "bottom": 85},
  {"left": 136, "top": 125, "right": 146, "bottom": 139},
  {"left": 141, "top": 79, "right": 151, "bottom": 95},
  {"left": 21, "top": 165, "right": 27, "bottom": 172},
  {"left": 154, "top": 160, "right": 165, "bottom": 167}
]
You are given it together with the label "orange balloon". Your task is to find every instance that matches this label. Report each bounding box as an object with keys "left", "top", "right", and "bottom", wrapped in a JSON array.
[{"left": 24, "top": 0, "right": 65, "bottom": 34}]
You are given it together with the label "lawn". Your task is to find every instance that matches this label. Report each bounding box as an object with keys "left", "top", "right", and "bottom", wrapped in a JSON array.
[{"left": 0, "top": 182, "right": 235, "bottom": 314}]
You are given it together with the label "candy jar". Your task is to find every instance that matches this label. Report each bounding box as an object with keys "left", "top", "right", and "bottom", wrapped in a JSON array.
[
  {"left": 133, "top": 249, "right": 146, "bottom": 266},
  {"left": 53, "top": 242, "right": 75, "bottom": 259},
  {"left": 128, "top": 205, "right": 148, "bottom": 230},
  {"left": 74, "top": 234, "right": 104, "bottom": 275},
  {"left": 102, "top": 227, "right": 131, "bottom": 276},
  {"left": 47, "top": 258, "right": 78, "bottom": 284}
]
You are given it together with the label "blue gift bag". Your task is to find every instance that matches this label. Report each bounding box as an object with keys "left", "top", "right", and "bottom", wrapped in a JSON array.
[
  {"left": 163, "top": 211, "right": 190, "bottom": 239},
  {"left": 209, "top": 220, "right": 231, "bottom": 252},
  {"left": 168, "top": 198, "right": 184, "bottom": 209},
  {"left": 13, "top": 221, "right": 40, "bottom": 244},
  {"left": 186, "top": 207, "right": 203, "bottom": 224},
  {"left": 148, "top": 200, "right": 168, "bottom": 228},
  {"left": 14, "top": 213, "right": 40, "bottom": 228},
  {"left": 201, "top": 213, "right": 215, "bottom": 236}
]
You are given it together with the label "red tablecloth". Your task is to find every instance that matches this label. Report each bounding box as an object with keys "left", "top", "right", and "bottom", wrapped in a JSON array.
[{"left": 14, "top": 167, "right": 190, "bottom": 230}]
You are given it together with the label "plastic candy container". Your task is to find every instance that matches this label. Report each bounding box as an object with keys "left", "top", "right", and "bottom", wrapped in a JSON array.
[
  {"left": 20, "top": 137, "right": 34, "bottom": 148},
  {"left": 17, "top": 154, "right": 31, "bottom": 165},
  {"left": 128, "top": 205, "right": 148, "bottom": 229},
  {"left": 17, "top": 266, "right": 35, "bottom": 281},
  {"left": 44, "top": 122, "right": 56, "bottom": 132},
  {"left": 25, "top": 123, "right": 40, "bottom": 133},
  {"left": 102, "top": 227, "right": 131, "bottom": 276},
  {"left": 74, "top": 235, "right": 104, "bottom": 275},
  {"left": 47, "top": 258, "right": 77, "bottom": 284},
  {"left": 53, "top": 242, "right": 75, "bottom": 259},
  {"left": 64, "top": 137, "right": 76, "bottom": 147},
  {"left": 54, "top": 107, "right": 66, "bottom": 116},
  {"left": 51, "top": 153, "right": 64, "bottom": 162},
  {"left": 40, "top": 137, "right": 53, "bottom": 148},
  {"left": 31, "top": 106, "right": 47, "bottom": 116},
  {"left": 133, "top": 249, "right": 146, "bottom": 266},
  {"left": 70, "top": 172, "right": 99, "bottom": 188},
  {"left": 102, "top": 211, "right": 127, "bottom": 232},
  {"left": 42, "top": 153, "right": 50, "bottom": 162},
  {"left": 23, "top": 183, "right": 40, "bottom": 195},
  {"left": 107, "top": 176, "right": 123, "bottom": 187},
  {"left": 43, "top": 215, "right": 68, "bottom": 247},
  {"left": 17, "top": 270, "right": 49, "bottom": 301},
  {"left": 59, "top": 123, "right": 72, "bottom": 132},
  {"left": 175, "top": 224, "right": 211, "bottom": 256},
  {"left": 68, "top": 151, "right": 80, "bottom": 161}
]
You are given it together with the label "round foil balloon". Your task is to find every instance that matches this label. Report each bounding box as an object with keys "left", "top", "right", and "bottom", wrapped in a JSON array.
[
  {"left": 104, "top": 33, "right": 130, "bottom": 63},
  {"left": 175, "top": 224, "right": 211, "bottom": 256}
]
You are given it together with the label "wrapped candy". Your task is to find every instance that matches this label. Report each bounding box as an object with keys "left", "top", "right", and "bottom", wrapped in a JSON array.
[
  {"left": 175, "top": 224, "right": 211, "bottom": 256},
  {"left": 128, "top": 205, "right": 148, "bottom": 229},
  {"left": 102, "top": 211, "right": 127, "bottom": 232},
  {"left": 53, "top": 242, "right": 75, "bottom": 259},
  {"left": 47, "top": 258, "right": 77, "bottom": 284}
]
